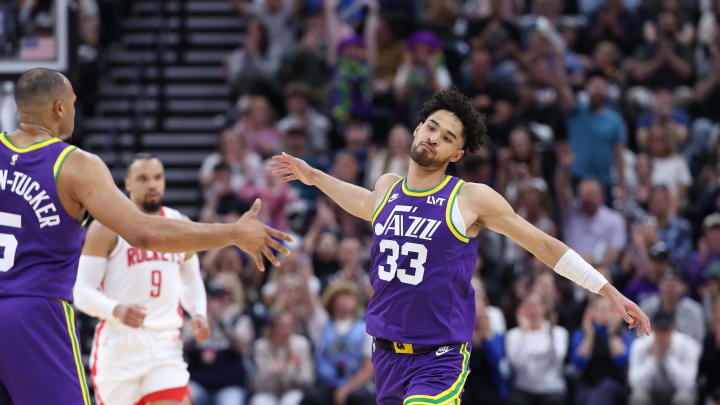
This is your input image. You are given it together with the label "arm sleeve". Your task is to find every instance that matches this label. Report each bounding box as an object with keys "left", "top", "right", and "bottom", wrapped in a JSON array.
[
  {"left": 73, "top": 255, "right": 118, "bottom": 320},
  {"left": 180, "top": 254, "right": 207, "bottom": 317}
]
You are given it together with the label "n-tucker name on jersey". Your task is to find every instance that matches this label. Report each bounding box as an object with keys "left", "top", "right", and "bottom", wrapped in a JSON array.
[{"left": 0, "top": 169, "right": 60, "bottom": 228}]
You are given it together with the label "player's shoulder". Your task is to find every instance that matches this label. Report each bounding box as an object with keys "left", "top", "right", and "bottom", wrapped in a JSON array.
[
  {"left": 57, "top": 147, "right": 106, "bottom": 181},
  {"left": 456, "top": 181, "right": 495, "bottom": 199},
  {"left": 456, "top": 181, "right": 512, "bottom": 215},
  {"left": 373, "top": 173, "right": 402, "bottom": 193}
]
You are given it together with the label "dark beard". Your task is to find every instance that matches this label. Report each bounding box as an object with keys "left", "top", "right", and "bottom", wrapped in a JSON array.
[
  {"left": 142, "top": 200, "right": 162, "bottom": 213},
  {"left": 409, "top": 145, "right": 440, "bottom": 167}
]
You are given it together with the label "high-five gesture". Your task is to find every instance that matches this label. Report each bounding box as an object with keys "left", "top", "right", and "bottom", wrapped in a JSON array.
[
  {"left": 235, "top": 198, "right": 292, "bottom": 271},
  {"left": 269, "top": 153, "right": 316, "bottom": 185}
]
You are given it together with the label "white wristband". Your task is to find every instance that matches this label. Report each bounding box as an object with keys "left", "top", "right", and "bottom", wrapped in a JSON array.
[{"left": 553, "top": 249, "right": 608, "bottom": 294}]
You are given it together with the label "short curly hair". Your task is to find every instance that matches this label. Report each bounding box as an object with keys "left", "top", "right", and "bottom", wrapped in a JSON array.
[{"left": 417, "top": 88, "right": 488, "bottom": 153}]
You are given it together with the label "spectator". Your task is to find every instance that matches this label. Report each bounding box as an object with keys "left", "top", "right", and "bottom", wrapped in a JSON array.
[
  {"left": 556, "top": 145, "right": 627, "bottom": 266},
  {"left": 495, "top": 126, "right": 542, "bottom": 205},
  {"left": 327, "top": 237, "right": 372, "bottom": 304},
  {"left": 639, "top": 267, "right": 705, "bottom": 342},
  {"left": 368, "top": 16, "right": 402, "bottom": 96},
  {"left": 616, "top": 154, "right": 654, "bottom": 223},
  {"left": 625, "top": 11, "right": 693, "bottom": 89},
  {"left": 238, "top": 95, "right": 283, "bottom": 159},
  {"left": 463, "top": 276, "right": 509, "bottom": 404},
  {"left": 686, "top": 213, "right": 720, "bottom": 298},
  {"left": 300, "top": 282, "right": 375, "bottom": 405},
  {"left": 199, "top": 162, "right": 252, "bottom": 224},
  {"left": 188, "top": 276, "right": 255, "bottom": 405},
  {"left": 0, "top": 81, "right": 18, "bottom": 132},
  {"left": 505, "top": 293, "right": 568, "bottom": 405},
  {"left": 459, "top": 47, "right": 509, "bottom": 115},
  {"left": 698, "top": 299, "right": 720, "bottom": 404},
  {"left": 647, "top": 185, "right": 692, "bottom": 264},
  {"left": 562, "top": 71, "right": 627, "bottom": 193},
  {"left": 393, "top": 30, "right": 452, "bottom": 125},
  {"left": 279, "top": 15, "right": 330, "bottom": 89},
  {"left": 624, "top": 240, "right": 670, "bottom": 304},
  {"left": 587, "top": 0, "right": 638, "bottom": 54},
  {"left": 517, "top": 177, "right": 557, "bottom": 237},
  {"left": 325, "top": 0, "right": 377, "bottom": 123},
  {"left": 588, "top": 41, "right": 625, "bottom": 110},
  {"left": 341, "top": 120, "right": 373, "bottom": 175},
  {"left": 365, "top": 124, "right": 410, "bottom": 188},
  {"left": 635, "top": 88, "right": 690, "bottom": 152},
  {"left": 628, "top": 310, "right": 700, "bottom": 405},
  {"left": 646, "top": 124, "right": 693, "bottom": 201},
  {"left": 570, "top": 297, "right": 632, "bottom": 405},
  {"left": 199, "top": 130, "right": 263, "bottom": 197},
  {"left": 233, "top": 0, "right": 301, "bottom": 56},
  {"left": 225, "top": 18, "right": 283, "bottom": 96},
  {"left": 692, "top": 29, "right": 720, "bottom": 159},
  {"left": 238, "top": 162, "right": 295, "bottom": 231},
  {"left": 277, "top": 82, "right": 331, "bottom": 154},
  {"left": 251, "top": 312, "right": 314, "bottom": 405}
]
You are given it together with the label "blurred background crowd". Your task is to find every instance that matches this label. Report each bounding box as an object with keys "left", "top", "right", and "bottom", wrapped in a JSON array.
[{"left": 4, "top": 0, "right": 720, "bottom": 404}]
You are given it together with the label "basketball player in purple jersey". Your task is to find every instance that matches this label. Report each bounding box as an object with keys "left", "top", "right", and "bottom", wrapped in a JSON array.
[
  {"left": 0, "top": 68, "right": 291, "bottom": 405},
  {"left": 270, "top": 88, "right": 651, "bottom": 405}
]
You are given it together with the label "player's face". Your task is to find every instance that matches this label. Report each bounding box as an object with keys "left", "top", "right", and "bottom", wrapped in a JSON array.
[
  {"left": 57, "top": 79, "right": 76, "bottom": 140},
  {"left": 125, "top": 158, "right": 166, "bottom": 213},
  {"left": 410, "top": 110, "right": 465, "bottom": 168}
]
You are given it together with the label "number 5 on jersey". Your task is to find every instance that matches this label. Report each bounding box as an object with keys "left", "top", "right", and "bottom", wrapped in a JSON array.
[
  {"left": 377, "top": 239, "right": 428, "bottom": 285},
  {"left": 0, "top": 211, "right": 21, "bottom": 272}
]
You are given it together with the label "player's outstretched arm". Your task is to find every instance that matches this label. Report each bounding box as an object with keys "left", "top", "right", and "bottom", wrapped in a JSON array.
[
  {"left": 269, "top": 152, "right": 399, "bottom": 221},
  {"left": 59, "top": 150, "right": 291, "bottom": 270},
  {"left": 465, "top": 182, "right": 652, "bottom": 336}
]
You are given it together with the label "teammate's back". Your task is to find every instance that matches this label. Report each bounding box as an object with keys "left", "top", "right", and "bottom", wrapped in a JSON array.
[{"left": 0, "top": 132, "right": 84, "bottom": 301}]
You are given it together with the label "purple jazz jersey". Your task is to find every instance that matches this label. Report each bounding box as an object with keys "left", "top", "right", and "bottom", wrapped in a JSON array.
[
  {"left": 0, "top": 132, "right": 85, "bottom": 302},
  {"left": 0, "top": 133, "right": 90, "bottom": 405},
  {"left": 366, "top": 175, "right": 478, "bottom": 345}
]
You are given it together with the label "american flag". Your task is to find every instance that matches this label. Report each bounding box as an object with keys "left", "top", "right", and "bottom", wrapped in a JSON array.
[{"left": 20, "top": 36, "right": 55, "bottom": 60}]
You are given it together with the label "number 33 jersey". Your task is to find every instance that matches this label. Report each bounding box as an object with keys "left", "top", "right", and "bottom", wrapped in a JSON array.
[
  {"left": 103, "top": 206, "right": 186, "bottom": 330},
  {"left": 366, "top": 175, "right": 478, "bottom": 345},
  {"left": 0, "top": 133, "right": 85, "bottom": 302}
]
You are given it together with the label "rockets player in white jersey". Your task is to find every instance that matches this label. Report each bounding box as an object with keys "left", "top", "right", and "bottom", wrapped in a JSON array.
[{"left": 74, "top": 153, "right": 210, "bottom": 405}]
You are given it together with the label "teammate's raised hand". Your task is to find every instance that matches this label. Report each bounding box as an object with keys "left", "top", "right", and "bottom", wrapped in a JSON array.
[
  {"left": 235, "top": 199, "right": 292, "bottom": 271},
  {"left": 113, "top": 303, "right": 147, "bottom": 328},
  {"left": 268, "top": 153, "right": 315, "bottom": 185}
]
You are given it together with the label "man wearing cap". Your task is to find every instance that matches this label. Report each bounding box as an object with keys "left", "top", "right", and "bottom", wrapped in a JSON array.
[
  {"left": 628, "top": 310, "right": 701, "bottom": 405},
  {"left": 624, "top": 241, "right": 670, "bottom": 304},
  {"left": 639, "top": 267, "right": 704, "bottom": 342},
  {"left": 686, "top": 213, "right": 720, "bottom": 298}
]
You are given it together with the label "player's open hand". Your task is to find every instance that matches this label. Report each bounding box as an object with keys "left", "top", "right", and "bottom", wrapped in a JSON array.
[
  {"left": 113, "top": 303, "right": 147, "bottom": 328},
  {"left": 268, "top": 153, "right": 315, "bottom": 186},
  {"left": 235, "top": 199, "right": 292, "bottom": 271},
  {"left": 191, "top": 315, "right": 210, "bottom": 344},
  {"left": 601, "top": 284, "right": 652, "bottom": 336}
]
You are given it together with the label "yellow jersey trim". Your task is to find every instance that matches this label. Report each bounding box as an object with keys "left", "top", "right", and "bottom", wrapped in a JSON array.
[
  {"left": 403, "top": 343, "right": 470, "bottom": 405},
  {"left": 371, "top": 178, "right": 403, "bottom": 225},
  {"left": 445, "top": 180, "right": 469, "bottom": 243},
  {"left": 0, "top": 132, "right": 61, "bottom": 153},
  {"left": 61, "top": 301, "right": 92, "bottom": 405},
  {"left": 401, "top": 175, "right": 451, "bottom": 197},
  {"left": 53, "top": 145, "right": 77, "bottom": 181}
]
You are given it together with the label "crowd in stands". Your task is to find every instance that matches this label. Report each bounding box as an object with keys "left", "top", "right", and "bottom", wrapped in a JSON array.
[{"left": 64, "top": 0, "right": 720, "bottom": 404}]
